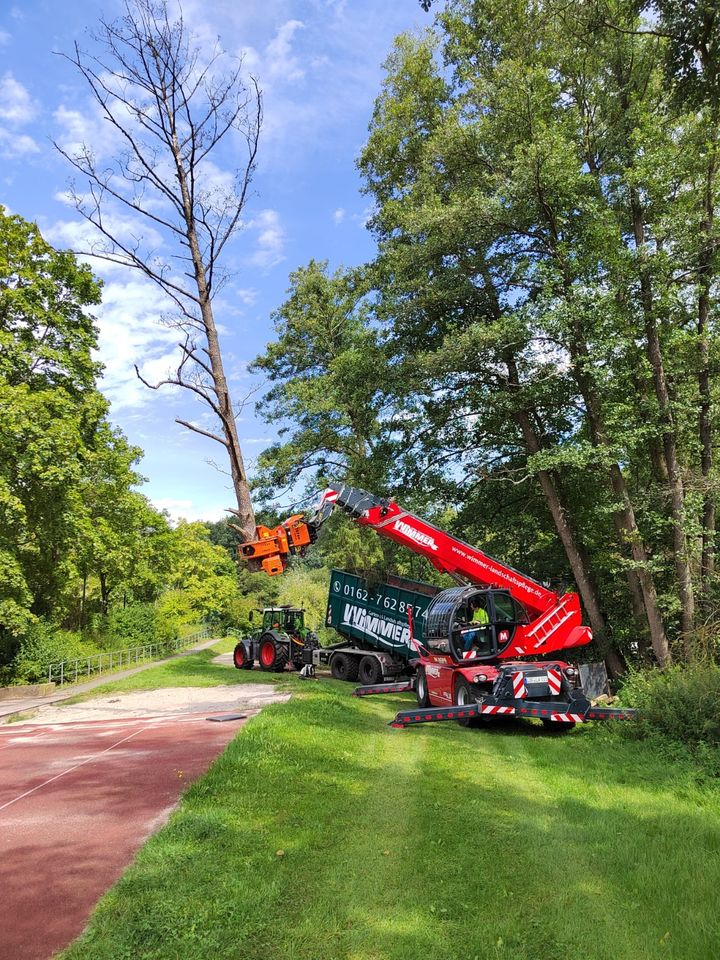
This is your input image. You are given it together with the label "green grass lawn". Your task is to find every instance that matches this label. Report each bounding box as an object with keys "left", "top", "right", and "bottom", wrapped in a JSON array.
[{"left": 59, "top": 649, "right": 720, "bottom": 960}]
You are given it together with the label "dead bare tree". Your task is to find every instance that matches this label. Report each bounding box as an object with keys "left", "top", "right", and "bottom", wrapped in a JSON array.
[{"left": 56, "top": 0, "right": 261, "bottom": 539}]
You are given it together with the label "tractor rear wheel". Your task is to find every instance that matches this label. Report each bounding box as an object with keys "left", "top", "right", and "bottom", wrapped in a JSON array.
[
  {"left": 358, "top": 655, "right": 383, "bottom": 686},
  {"left": 330, "top": 652, "right": 359, "bottom": 682},
  {"left": 415, "top": 666, "right": 431, "bottom": 707},
  {"left": 259, "top": 634, "right": 289, "bottom": 673},
  {"left": 455, "top": 678, "right": 484, "bottom": 728},
  {"left": 233, "top": 641, "right": 254, "bottom": 671}
]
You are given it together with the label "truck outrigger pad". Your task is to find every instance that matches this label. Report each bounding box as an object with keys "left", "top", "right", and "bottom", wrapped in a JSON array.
[
  {"left": 390, "top": 697, "right": 637, "bottom": 727},
  {"left": 353, "top": 680, "right": 415, "bottom": 697}
]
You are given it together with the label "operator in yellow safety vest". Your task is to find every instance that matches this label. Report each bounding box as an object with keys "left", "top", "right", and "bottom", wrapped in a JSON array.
[{"left": 462, "top": 600, "right": 490, "bottom": 656}]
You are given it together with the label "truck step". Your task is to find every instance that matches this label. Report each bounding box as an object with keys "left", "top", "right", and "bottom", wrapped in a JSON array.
[{"left": 353, "top": 681, "right": 414, "bottom": 697}]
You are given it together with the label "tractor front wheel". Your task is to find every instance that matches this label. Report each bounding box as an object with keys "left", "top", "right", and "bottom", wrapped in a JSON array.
[
  {"left": 259, "top": 634, "right": 289, "bottom": 673},
  {"left": 233, "top": 641, "right": 254, "bottom": 671}
]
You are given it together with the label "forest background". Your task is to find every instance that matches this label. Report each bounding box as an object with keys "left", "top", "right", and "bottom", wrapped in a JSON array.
[{"left": 2, "top": 0, "right": 720, "bottom": 743}]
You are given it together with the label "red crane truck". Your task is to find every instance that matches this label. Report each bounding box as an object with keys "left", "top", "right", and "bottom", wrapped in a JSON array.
[{"left": 240, "top": 484, "right": 635, "bottom": 730}]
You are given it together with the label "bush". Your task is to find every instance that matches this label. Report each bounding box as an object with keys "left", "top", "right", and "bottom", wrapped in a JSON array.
[
  {"left": 154, "top": 589, "right": 192, "bottom": 643},
  {"left": 620, "top": 664, "right": 720, "bottom": 759},
  {"left": 9, "top": 619, "right": 96, "bottom": 684},
  {"left": 101, "top": 602, "right": 157, "bottom": 649}
]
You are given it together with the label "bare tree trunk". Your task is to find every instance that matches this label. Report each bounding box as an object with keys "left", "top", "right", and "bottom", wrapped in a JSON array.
[
  {"left": 630, "top": 192, "right": 695, "bottom": 649},
  {"left": 58, "top": 1, "right": 262, "bottom": 540}
]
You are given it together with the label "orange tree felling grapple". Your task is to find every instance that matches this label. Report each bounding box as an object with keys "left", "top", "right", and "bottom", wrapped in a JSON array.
[{"left": 239, "top": 485, "right": 636, "bottom": 730}]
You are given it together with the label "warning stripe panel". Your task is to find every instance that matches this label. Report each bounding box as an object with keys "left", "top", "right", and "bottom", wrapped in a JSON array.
[{"left": 550, "top": 712, "right": 585, "bottom": 723}]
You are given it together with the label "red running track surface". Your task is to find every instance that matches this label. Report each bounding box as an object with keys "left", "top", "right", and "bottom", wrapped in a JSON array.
[{"left": 0, "top": 712, "right": 247, "bottom": 960}]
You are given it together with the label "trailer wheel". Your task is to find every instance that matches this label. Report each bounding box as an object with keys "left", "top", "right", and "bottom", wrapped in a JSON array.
[
  {"left": 330, "top": 652, "right": 359, "bottom": 682},
  {"left": 233, "top": 641, "right": 254, "bottom": 671},
  {"left": 259, "top": 634, "right": 289, "bottom": 673},
  {"left": 415, "top": 666, "right": 431, "bottom": 707},
  {"left": 541, "top": 718, "right": 576, "bottom": 732},
  {"left": 358, "top": 655, "right": 382, "bottom": 685},
  {"left": 455, "top": 678, "right": 484, "bottom": 728}
]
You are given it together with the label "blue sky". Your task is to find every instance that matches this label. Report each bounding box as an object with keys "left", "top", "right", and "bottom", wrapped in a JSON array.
[{"left": 0, "top": 0, "right": 428, "bottom": 521}]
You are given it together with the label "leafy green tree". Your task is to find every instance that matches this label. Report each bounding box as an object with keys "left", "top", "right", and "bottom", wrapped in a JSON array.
[
  {"left": 0, "top": 206, "right": 104, "bottom": 649},
  {"left": 252, "top": 260, "right": 395, "bottom": 497}
]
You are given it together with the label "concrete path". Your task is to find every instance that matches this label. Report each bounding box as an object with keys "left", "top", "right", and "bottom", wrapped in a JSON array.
[{"left": 0, "top": 637, "right": 221, "bottom": 721}]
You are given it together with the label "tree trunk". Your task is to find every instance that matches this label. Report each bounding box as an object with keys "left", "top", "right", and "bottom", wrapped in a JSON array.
[
  {"left": 169, "top": 126, "right": 257, "bottom": 541},
  {"left": 630, "top": 192, "right": 695, "bottom": 650},
  {"left": 698, "top": 145, "right": 716, "bottom": 593},
  {"left": 99, "top": 572, "right": 110, "bottom": 616},
  {"left": 503, "top": 355, "right": 623, "bottom": 675},
  {"left": 567, "top": 329, "right": 670, "bottom": 666}
]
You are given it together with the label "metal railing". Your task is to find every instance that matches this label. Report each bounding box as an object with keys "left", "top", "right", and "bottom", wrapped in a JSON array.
[{"left": 46, "top": 626, "right": 211, "bottom": 687}]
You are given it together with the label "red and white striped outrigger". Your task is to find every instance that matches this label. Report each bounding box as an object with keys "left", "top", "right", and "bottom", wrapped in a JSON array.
[{"left": 388, "top": 696, "right": 636, "bottom": 728}]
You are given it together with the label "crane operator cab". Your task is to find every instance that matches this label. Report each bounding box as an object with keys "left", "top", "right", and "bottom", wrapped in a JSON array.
[{"left": 422, "top": 586, "right": 529, "bottom": 662}]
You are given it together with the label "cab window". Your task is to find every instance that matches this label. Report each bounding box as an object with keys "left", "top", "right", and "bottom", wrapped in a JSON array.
[{"left": 493, "top": 593, "right": 528, "bottom": 624}]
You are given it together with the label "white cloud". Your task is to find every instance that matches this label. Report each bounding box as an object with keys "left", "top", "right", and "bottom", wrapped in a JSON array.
[
  {"left": 0, "top": 71, "right": 38, "bottom": 125},
  {"left": 0, "top": 129, "right": 39, "bottom": 158},
  {"left": 85, "top": 276, "right": 181, "bottom": 412},
  {"left": 246, "top": 208, "right": 285, "bottom": 268},
  {"left": 0, "top": 30, "right": 10, "bottom": 46},
  {"left": 266, "top": 20, "right": 305, "bottom": 83},
  {"left": 333, "top": 207, "right": 346, "bottom": 224},
  {"left": 152, "top": 497, "right": 230, "bottom": 523},
  {"left": 235, "top": 287, "right": 258, "bottom": 305}
]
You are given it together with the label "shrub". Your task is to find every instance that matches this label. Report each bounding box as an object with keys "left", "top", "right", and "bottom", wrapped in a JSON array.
[
  {"left": 101, "top": 602, "right": 157, "bottom": 649},
  {"left": 154, "top": 589, "right": 193, "bottom": 643},
  {"left": 620, "top": 664, "right": 720, "bottom": 756},
  {"left": 9, "top": 619, "right": 95, "bottom": 684}
]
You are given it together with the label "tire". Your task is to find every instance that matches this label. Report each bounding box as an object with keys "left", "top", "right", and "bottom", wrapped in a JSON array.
[
  {"left": 258, "top": 633, "right": 289, "bottom": 673},
  {"left": 233, "top": 641, "right": 254, "bottom": 671},
  {"left": 542, "top": 717, "right": 576, "bottom": 732},
  {"left": 415, "top": 666, "right": 431, "bottom": 707},
  {"left": 455, "top": 678, "right": 483, "bottom": 728},
  {"left": 358, "top": 655, "right": 383, "bottom": 686},
  {"left": 330, "top": 652, "right": 359, "bottom": 682}
]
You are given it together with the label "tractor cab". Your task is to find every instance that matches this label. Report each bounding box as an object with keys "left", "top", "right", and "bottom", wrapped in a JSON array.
[
  {"left": 260, "top": 606, "right": 305, "bottom": 634},
  {"left": 422, "top": 586, "right": 529, "bottom": 663}
]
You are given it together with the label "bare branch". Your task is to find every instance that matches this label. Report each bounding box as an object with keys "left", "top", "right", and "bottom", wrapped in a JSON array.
[{"left": 175, "top": 418, "right": 228, "bottom": 445}]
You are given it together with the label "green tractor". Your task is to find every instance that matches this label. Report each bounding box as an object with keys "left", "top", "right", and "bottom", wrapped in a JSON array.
[{"left": 232, "top": 605, "right": 320, "bottom": 673}]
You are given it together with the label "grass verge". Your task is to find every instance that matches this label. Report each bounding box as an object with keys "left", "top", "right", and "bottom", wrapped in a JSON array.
[
  {"left": 55, "top": 640, "right": 283, "bottom": 704},
  {"left": 59, "top": 663, "right": 719, "bottom": 960}
]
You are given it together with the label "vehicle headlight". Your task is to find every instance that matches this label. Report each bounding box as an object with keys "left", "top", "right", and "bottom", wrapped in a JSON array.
[{"left": 474, "top": 673, "right": 487, "bottom": 683}]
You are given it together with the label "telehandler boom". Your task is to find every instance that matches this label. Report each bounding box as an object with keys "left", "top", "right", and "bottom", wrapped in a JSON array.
[{"left": 240, "top": 484, "right": 635, "bottom": 729}]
